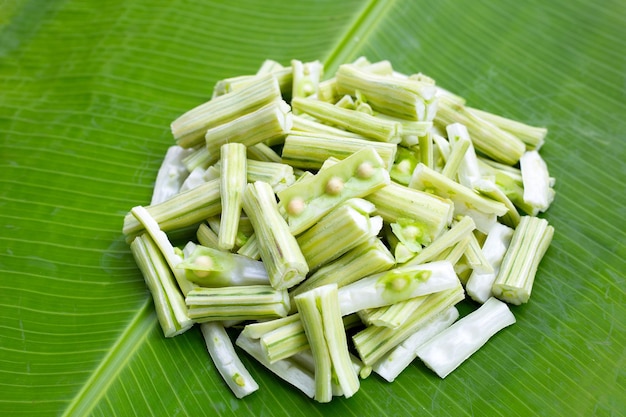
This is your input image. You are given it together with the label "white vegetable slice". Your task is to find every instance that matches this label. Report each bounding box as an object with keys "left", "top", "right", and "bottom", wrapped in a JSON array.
[{"left": 416, "top": 297, "right": 516, "bottom": 378}]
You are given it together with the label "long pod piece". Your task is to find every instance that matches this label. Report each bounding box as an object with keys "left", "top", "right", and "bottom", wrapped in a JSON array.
[
  {"left": 130, "top": 234, "right": 193, "bottom": 337},
  {"left": 218, "top": 143, "right": 247, "bottom": 250},
  {"left": 242, "top": 181, "right": 309, "bottom": 289},
  {"left": 277, "top": 146, "right": 390, "bottom": 235},
  {"left": 295, "top": 284, "right": 359, "bottom": 402},
  {"left": 200, "top": 322, "right": 259, "bottom": 398},
  {"left": 492, "top": 216, "right": 554, "bottom": 304}
]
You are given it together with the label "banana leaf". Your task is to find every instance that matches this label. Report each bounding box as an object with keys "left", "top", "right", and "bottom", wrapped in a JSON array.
[{"left": 1, "top": 0, "right": 624, "bottom": 416}]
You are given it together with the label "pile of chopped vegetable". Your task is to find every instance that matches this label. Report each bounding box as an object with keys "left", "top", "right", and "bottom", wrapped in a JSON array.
[{"left": 122, "top": 57, "right": 555, "bottom": 402}]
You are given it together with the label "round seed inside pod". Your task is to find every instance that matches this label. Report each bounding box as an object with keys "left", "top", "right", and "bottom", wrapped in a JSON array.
[
  {"left": 356, "top": 161, "right": 375, "bottom": 179},
  {"left": 193, "top": 255, "right": 213, "bottom": 278},
  {"left": 325, "top": 177, "right": 344, "bottom": 195},
  {"left": 287, "top": 197, "right": 306, "bottom": 215}
]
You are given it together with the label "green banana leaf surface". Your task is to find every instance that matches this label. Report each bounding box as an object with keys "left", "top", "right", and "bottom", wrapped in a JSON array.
[{"left": 1, "top": 0, "right": 625, "bottom": 415}]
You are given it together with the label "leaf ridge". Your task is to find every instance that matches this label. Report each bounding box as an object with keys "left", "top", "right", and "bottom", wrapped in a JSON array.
[
  {"left": 323, "top": 0, "right": 397, "bottom": 73},
  {"left": 60, "top": 300, "right": 156, "bottom": 417}
]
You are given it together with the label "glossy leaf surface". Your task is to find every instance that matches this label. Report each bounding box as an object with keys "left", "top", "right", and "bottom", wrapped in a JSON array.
[{"left": 1, "top": 1, "right": 624, "bottom": 415}]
